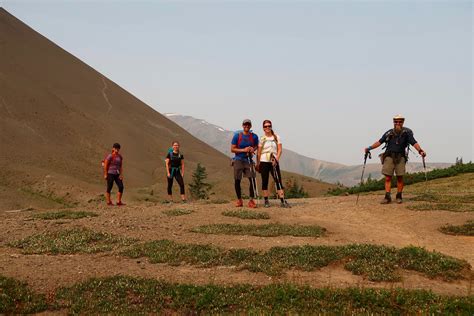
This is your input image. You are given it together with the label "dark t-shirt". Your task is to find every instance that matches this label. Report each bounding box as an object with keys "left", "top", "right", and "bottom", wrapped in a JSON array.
[
  {"left": 166, "top": 152, "right": 183, "bottom": 169},
  {"left": 379, "top": 128, "right": 417, "bottom": 153}
]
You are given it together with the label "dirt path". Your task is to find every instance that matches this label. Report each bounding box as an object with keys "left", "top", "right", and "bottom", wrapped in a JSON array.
[{"left": 0, "top": 195, "right": 472, "bottom": 296}]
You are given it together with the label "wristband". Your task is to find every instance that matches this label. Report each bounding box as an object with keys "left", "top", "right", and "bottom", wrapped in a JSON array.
[{"left": 368, "top": 146, "right": 372, "bottom": 150}]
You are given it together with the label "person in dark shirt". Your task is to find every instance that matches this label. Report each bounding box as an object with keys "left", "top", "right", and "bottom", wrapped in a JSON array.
[
  {"left": 103, "top": 143, "right": 124, "bottom": 206},
  {"left": 165, "top": 141, "right": 186, "bottom": 203},
  {"left": 231, "top": 119, "right": 259, "bottom": 208},
  {"left": 364, "top": 115, "right": 426, "bottom": 204}
]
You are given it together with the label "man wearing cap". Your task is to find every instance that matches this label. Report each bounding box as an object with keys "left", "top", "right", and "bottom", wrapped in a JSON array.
[
  {"left": 231, "top": 119, "right": 259, "bottom": 208},
  {"left": 364, "top": 115, "right": 426, "bottom": 204}
]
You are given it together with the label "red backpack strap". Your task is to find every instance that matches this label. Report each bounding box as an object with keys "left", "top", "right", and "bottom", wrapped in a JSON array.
[
  {"left": 237, "top": 132, "right": 256, "bottom": 148},
  {"left": 237, "top": 132, "right": 243, "bottom": 147}
]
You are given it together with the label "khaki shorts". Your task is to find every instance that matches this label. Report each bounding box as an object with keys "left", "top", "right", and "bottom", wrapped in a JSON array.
[
  {"left": 382, "top": 156, "right": 406, "bottom": 176},
  {"left": 233, "top": 159, "right": 256, "bottom": 180}
]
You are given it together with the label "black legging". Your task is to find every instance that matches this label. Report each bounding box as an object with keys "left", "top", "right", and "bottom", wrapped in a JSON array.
[
  {"left": 106, "top": 174, "right": 124, "bottom": 193},
  {"left": 234, "top": 178, "right": 255, "bottom": 199},
  {"left": 167, "top": 171, "right": 185, "bottom": 195},
  {"left": 260, "top": 162, "right": 283, "bottom": 191}
]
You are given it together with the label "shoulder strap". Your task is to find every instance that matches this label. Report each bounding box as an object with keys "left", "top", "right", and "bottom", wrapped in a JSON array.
[{"left": 237, "top": 132, "right": 256, "bottom": 147}]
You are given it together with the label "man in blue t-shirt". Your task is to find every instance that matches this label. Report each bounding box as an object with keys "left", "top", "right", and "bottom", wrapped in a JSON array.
[
  {"left": 231, "top": 119, "right": 259, "bottom": 208},
  {"left": 364, "top": 115, "right": 426, "bottom": 204}
]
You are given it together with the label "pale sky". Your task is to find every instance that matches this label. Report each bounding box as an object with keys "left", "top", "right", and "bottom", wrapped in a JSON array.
[{"left": 3, "top": 0, "right": 472, "bottom": 165}]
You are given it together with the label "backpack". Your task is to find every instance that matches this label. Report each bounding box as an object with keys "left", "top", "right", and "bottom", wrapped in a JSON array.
[
  {"left": 102, "top": 153, "right": 122, "bottom": 171},
  {"left": 167, "top": 147, "right": 183, "bottom": 160},
  {"left": 381, "top": 127, "right": 412, "bottom": 162},
  {"left": 260, "top": 134, "right": 278, "bottom": 151},
  {"left": 236, "top": 131, "right": 256, "bottom": 148}
]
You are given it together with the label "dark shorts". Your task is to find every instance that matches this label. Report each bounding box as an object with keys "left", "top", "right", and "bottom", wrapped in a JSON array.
[{"left": 233, "top": 159, "right": 256, "bottom": 180}]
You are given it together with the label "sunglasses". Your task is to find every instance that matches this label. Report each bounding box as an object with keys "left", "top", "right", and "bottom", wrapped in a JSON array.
[
  {"left": 393, "top": 121, "right": 404, "bottom": 124},
  {"left": 243, "top": 124, "right": 251, "bottom": 127},
  {"left": 263, "top": 125, "right": 272, "bottom": 128}
]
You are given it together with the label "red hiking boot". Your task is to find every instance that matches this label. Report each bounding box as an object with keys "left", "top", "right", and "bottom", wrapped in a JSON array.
[
  {"left": 235, "top": 199, "right": 243, "bottom": 207},
  {"left": 248, "top": 199, "right": 257, "bottom": 208}
]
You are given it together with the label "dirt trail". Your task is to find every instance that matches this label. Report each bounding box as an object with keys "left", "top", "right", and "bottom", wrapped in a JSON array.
[{"left": 0, "top": 195, "right": 472, "bottom": 295}]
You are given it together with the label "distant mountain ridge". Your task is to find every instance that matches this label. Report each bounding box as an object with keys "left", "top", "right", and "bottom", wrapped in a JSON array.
[
  {"left": 165, "top": 114, "right": 452, "bottom": 186},
  {"left": 0, "top": 8, "right": 335, "bottom": 210}
]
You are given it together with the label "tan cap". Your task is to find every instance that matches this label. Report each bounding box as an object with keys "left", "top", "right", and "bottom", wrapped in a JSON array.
[{"left": 393, "top": 114, "right": 405, "bottom": 121}]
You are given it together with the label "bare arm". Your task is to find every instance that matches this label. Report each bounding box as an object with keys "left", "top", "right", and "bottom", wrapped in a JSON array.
[
  {"left": 103, "top": 160, "right": 109, "bottom": 179},
  {"left": 256, "top": 144, "right": 262, "bottom": 165},
  {"left": 231, "top": 144, "right": 252, "bottom": 154},
  {"left": 413, "top": 143, "right": 426, "bottom": 157},
  {"left": 165, "top": 158, "right": 170, "bottom": 177},
  {"left": 276, "top": 143, "right": 282, "bottom": 161},
  {"left": 364, "top": 141, "right": 382, "bottom": 153}
]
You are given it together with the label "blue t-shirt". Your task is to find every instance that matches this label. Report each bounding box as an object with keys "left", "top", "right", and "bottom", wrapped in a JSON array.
[
  {"left": 231, "top": 131, "right": 259, "bottom": 162},
  {"left": 379, "top": 127, "right": 417, "bottom": 153}
]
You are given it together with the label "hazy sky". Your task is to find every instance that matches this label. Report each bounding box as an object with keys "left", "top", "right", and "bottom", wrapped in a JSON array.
[{"left": 3, "top": 0, "right": 472, "bottom": 165}]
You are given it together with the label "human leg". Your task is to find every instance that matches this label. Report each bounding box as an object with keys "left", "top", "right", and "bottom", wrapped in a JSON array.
[
  {"left": 175, "top": 172, "right": 186, "bottom": 201},
  {"left": 233, "top": 160, "right": 244, "bottom": 206},
  {"left": 105, "top": 174, "right": 114, "bottom": 205}
]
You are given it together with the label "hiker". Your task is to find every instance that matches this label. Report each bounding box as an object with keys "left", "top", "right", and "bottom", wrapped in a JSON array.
[
  {"left": 364, "top": 115, "right": 426, "bottom": 204},
  {"left": 256, "top": 120, "right": 290, "bottom": 208},
  {"left": 103, "top": 143, "right": 125, "bottom": 206},
  {"left": 231, "top": 119, "right": 259, "bottom": 208},
  {"left": 165, "top": 141, "right": 186, "bottom": 203}
]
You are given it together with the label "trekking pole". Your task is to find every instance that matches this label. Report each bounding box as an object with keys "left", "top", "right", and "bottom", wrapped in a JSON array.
[
  {"left": 356, "top": 151, "right": 371, "bottom": 205},
  {"left": 422, "top": 156, "right": 428, "bottom": 185},
  {"left": 248, "top": 154, "right": 259, "bottom": 206},
  {"left": 272, "top": 156, "right": 287, "bottom": 205}
]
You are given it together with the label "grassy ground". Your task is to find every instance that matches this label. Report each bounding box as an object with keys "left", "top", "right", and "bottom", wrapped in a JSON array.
[
  {"left": 222, "top": 210, "right": 270, "bottom": 219},
  {"left": 33, "top": 210, "right": 98, "bottom": 220},
  {"left": 192, "top": 223, "right": 326, "bottom": 237},
  {"left": 440, "top": 221, "right": 474, "bottom": 236},
  {"left": 9, "top": 228, "right": 136, "bottom": 254},
  {"left": 0, "top": 275, "right": 48, "bottom": 314},
  {"left": 122, "top": 240, "right": 470, "bottom": 281},
  {"left": 1, "top": 275, "right": 472, "bottom": 314}
]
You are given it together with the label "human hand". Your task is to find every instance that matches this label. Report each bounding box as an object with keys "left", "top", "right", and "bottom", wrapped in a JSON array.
[
  {"left": 419, "top": 150, "right": 426, "bottom": 157},
  {"left": 119, "top": 175, "right": 123, "bottom": 180},
  {"left": 271, "top": 157, "right": 278, "bottom": 166}
]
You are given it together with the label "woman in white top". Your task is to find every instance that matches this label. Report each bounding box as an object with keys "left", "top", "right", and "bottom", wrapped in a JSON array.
[{"left": 256, "top": 120, "right": 290, "bottom": 208}]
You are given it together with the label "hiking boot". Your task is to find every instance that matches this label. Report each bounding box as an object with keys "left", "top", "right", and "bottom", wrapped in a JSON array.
[
  {"left": 235, "top": 199, "right": 243, "bottom": 207},
  {"left": 106, "top": 201, "right": 114, "bottom": 206},
  {"left": 264, "top": 200, "right": 270, "bottom": 208},
  {"left": 248, "top": 199, "right": 257, "bottom": 208},
  {"left": 280, "top": 200, "right": 291, "bottom": 208},
  {"left": 396, "top": 192, "right": 403, "bottom": 204},
  {"left": 380, "top": 193, "right": 391, "bottom": 204},
  {"left": 116, "top": 201, "right": 126, "bottom": 206}
]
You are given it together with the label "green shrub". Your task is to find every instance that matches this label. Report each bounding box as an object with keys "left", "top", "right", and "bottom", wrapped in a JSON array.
[{"left": 328, "top": 162, "right": 474, "bottom": 195}]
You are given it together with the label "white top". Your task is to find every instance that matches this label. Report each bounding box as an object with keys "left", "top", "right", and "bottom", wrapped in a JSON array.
[{"left": 259, "top": 134, "right": 281, "bottom": 162}]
